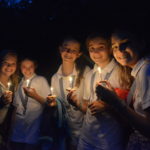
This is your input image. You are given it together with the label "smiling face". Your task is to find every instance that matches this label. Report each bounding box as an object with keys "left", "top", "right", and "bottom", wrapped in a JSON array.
[
  {"left": 0, "top": 55, "right": 17, "bottom": 78},
  {"left": 21, "top": 59, "right": 35, "bottom": 79},
  {"left": 111, "top": 36, "right": 139, "bottom": 68},
  {"left": 88, "top": 37, "right": 112, "bottom": 67},
  {"left": 59, "top": 40, "right": 81, "bottom": 64}
]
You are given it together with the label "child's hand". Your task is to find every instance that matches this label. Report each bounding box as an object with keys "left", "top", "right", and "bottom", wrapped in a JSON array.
[
  {"left": 2, "top": 91, "right": 13, "bottom": 105},
  {"left": 46, "top": 95, "right": 57, "bottom": 107},
  {"left": 67, "top": 90, "right": 78, "bottom": 107},
  {"left": 23, "top": 87, "right": 37, "bottom": 99},
  {"left": 96, "top": 84, "right": 119, "bottom": 106},
  {"left": 97, "top": 80, "right": 115, "bottom": 92},
  {"left": 88, "top": 100, "right": 107, "bottom": 115}
]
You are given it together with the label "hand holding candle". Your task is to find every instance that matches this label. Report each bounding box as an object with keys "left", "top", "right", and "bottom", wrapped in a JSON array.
[{"left": 3, "top": 81, "right": 13, "bottom": 104}]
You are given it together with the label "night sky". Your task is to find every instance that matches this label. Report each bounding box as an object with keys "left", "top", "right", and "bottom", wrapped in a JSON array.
[{"left": 0, "top": 0, "right": 150, "bottom": 80}]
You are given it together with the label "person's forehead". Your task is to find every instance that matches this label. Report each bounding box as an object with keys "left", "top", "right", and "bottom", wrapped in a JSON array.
[
  {"left": 4, "top": 56, "right": 17, "bottom": 62},
  {"left": 63, "top": 41, "right": 80, "bottom": 47},
  {"left": 89, "top": 38, "right": 108, "bottom": 46},
  {"left": 21, "top": 60, "right": 34, "bottom": 66}
]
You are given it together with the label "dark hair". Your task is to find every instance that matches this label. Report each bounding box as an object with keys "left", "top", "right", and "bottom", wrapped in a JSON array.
[
  {"left": 20, "top": 57, "right": 38, "bottom": 69},
  {"left": 112, "top": 30, "right": 147, "bottom": 58},
  {"left": 0, "top": 49, "right": 19, "bottom": 91},
  {"left": 86, "top": 32, "right": 111, "bottom": 49}
]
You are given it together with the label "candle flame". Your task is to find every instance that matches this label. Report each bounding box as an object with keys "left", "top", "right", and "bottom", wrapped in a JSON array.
[
  {"left": 7, "top": 82, "right": 11, "bottom": 90},
  {"left": 69, "top": 76, "right": 73, "bottom": 83},
  {"left": 26, "top": 79, "right": 30, "bottom": 87},
  {"left": 98, "top": 67, "right": 102, "bottom": 74}
]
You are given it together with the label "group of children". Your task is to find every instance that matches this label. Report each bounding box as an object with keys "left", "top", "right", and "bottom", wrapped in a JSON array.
[{"left": 0, "top": 30, "right": 150, "bottom": 150}]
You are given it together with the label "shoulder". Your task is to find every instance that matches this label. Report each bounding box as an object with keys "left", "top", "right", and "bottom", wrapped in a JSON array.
[
  {"left": 84, "top": 69, "right": 94, "bottom": 80},
  {"left": 139, "top": 61, "right": 150, "bottom": 79},
  {"left": 83, "top": 66, "right": 91, "bottom": 77},
  {"left": 51, "top": 73, "right": 58, "bottom": 81},
  {"left": 32, "top": 75, "right": 48, "bottom": 83}
]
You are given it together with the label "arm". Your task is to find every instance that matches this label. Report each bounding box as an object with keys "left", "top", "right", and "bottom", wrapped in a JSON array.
[
  {"left": 23, "top": 87, "right": 46, "bottom": 104},
  {"left": 67, "top": 91, "right": 88, "bottom": 113},
  {"left": 0, "top": 91, "right": 13, "bottom": 108},
  {"left": 96, "top": 84, "right": 150, "bottom": 138}
]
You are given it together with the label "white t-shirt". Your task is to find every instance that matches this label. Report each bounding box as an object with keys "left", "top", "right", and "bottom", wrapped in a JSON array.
[
  {"left": 11, "top": 74, "right": 50, "bottom": 144},
  {"left": 79, "top": 59, "right": 124, "bottom": 149},
  {"left": 0, "top": 81, "right": 11, "bottom": 124},
  {"left": 127, "top": 58, "right": 150, "bottom": 117},
  {"left": 51, "top": 65, "right": 90, "bottom": 144}
]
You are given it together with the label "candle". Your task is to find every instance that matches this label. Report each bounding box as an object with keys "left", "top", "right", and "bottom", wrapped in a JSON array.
[
  {"left": 50, "top": 86, "right": 54, "bottom": 95},
  {"left": 7, "top": 82, "right": 11, "bottom": 90},
  {"left": 97, "top": 67, "right": 102, "bottom": 81},
  {"left": 69, "top": 76, "right": 73, "bottom": 89},
  {"left": 26, "top": 79, "right": 30, "bottom": 87}
]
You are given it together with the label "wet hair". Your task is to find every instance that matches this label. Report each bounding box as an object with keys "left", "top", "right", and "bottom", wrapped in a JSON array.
[
  {"left": 60, "top": 37, "right": 88, "bottom": 87},
  {"left": 86, "top": 32, "right": 111, "bottom": 49},
  {"left": 0, "top": 49, "right": 19, "bottom": 91}
]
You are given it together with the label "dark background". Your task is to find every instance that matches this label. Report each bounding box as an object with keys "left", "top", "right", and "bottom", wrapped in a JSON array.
[{"left": 0, "top": 0, "right": 150, "bottom": 80}]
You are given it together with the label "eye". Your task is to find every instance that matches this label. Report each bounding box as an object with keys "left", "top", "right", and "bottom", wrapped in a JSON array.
[{"left": 89, "top": 47, "right": 94, "bottom": 52}]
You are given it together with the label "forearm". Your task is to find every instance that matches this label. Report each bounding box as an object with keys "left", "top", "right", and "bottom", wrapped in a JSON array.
[
  {"left": 113, "top": 98, "right": 150, "bottom": 138},
  {"left": 76, "top": 100, "right": 88, "bottom": 113},
  {"left": 33, "top": 94, "right": 47, "bottom": 104}
]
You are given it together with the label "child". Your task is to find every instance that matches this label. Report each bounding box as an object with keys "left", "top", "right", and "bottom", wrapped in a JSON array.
[
  {"left": 0, "top": 49, "right": 18, "bottom": 150},
  {"left": 75, "top": 33, "right": 126, "bottom": 150},
  {"left": 10, "top": 58, "right": 50, "bottom": 150},
  {"left": 96, "top": 30, "right": 150, "bottom": 150},
  {"left": 48, "top": 37, "right": 90, "bottom": 150}
]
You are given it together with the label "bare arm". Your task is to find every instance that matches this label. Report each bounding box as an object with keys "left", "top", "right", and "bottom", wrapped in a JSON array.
[
  {"left": 23, "top": 87, "right": 46, "bottom": 104},
  {"left": 96, "top": 84, "right": 150, "bottom": 138}
]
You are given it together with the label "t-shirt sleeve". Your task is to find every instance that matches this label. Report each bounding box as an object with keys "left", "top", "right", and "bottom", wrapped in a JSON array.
[
  {"left": 141, "top": 64, "right": 150, "bottom": 110},
  {"left": 35, "top": 77, "right": 50, "bottom": 101}
]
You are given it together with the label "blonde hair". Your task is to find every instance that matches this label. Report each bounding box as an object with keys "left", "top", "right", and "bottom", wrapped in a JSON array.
[
  {"left": 0, "top": 50, "right": 19, "bottom": 92},
  {"left": 117, "top": 63, "right": 133, "bottom": 89}
]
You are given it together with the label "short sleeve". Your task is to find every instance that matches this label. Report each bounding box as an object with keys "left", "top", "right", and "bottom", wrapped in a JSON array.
[{"left": 140, "top": 64, "right": 150, "bottom": 110}]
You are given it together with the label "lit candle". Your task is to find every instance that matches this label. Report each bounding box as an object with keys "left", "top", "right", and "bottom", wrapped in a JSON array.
[
  {"left": 97, "top": 67, "right": 102, "bottom": 81},
  {"left": 26, "top": 79, "right": 30, "bottom": 87},
  {"left": 50, "top": 86, "right": 54, "bottom": 95},
  {"left": 69, "top": 76, "right": 73, "bottom": 89},
  {"left": 7, "top": 82, "right": 11, "bottom": 90}
]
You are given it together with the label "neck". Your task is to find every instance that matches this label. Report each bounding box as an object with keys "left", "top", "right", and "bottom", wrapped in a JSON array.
[
  {"left": 62, "top": 62, "right": 75, "bottom": 76},
  {"left": 128, "top": 57, "right": 140, "bottom": 69},
  {"left": 97, "top": 58, "right": 112, "bottom": 69},
  {"left": 0, "top": 73, "right": 9, "bottom": 86}
]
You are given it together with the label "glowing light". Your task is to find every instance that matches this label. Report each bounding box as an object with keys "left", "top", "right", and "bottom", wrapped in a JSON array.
[
  {"left": 7, "top": 82, "right": 11, "bottom": 90},
  {"left": 26, "top": 79, "right": 30, "bottom": 87}
]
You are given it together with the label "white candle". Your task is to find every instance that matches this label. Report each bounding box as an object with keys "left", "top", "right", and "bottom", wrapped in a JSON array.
[
  {"left": 26, "top": 79, "right": 30, "bottom": 87},
  {"left": 69, "top": 76, "right": 73, "bottom": 89},
  {"left": 50, "top": 86, "right": 54, "bottom": 95},
  {"left": 98, "top": 67, "right": 102, "bottom": 81},
  {"left": 7, "top": 82, "right": 11, "bottom": 90}
]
